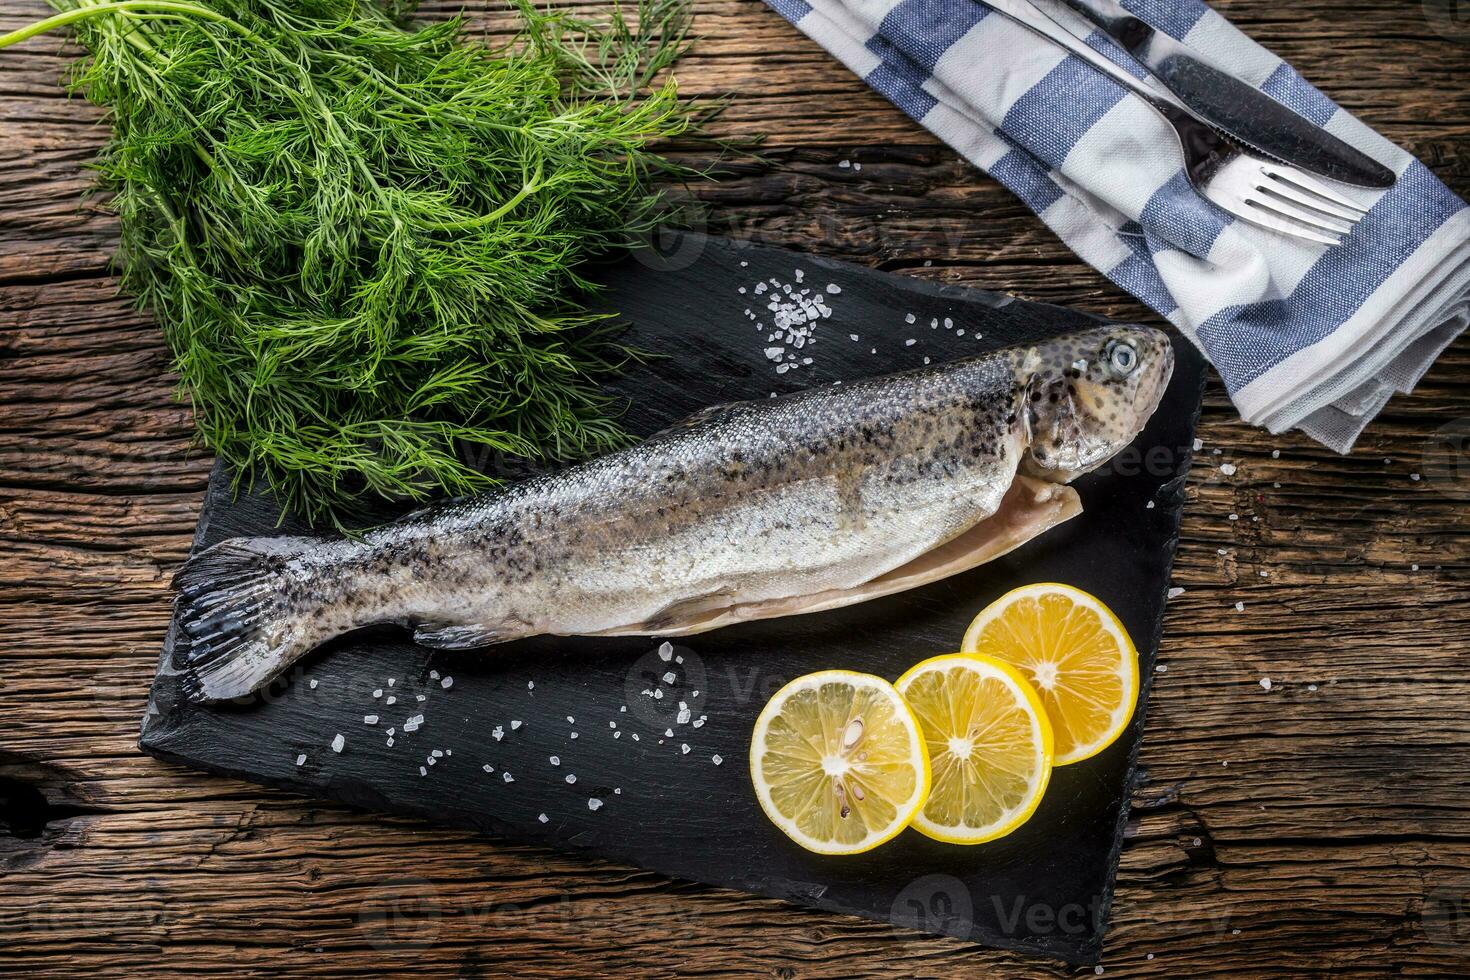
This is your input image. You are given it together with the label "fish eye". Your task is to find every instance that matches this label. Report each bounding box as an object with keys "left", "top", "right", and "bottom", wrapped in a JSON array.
[{"left": 1106, "top": 341, "right": 1137, "bottom": 377}]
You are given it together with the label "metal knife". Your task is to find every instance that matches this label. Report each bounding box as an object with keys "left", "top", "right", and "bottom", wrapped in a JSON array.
[{"left": 1041, "top": 0, "right": 1396, "bottom": 189}]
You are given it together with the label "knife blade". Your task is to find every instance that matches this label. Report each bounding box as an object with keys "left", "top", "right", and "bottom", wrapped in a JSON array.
[{"left": 1043, "top": 0, "right": 1396, "bottom": 189}]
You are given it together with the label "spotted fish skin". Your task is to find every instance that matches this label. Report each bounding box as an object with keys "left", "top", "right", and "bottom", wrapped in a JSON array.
[{"left": 175, "top": 325, "right": 1172, "bottom": 702}]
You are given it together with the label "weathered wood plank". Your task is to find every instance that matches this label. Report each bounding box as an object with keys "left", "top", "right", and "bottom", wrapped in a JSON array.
[{"left": 1, "top": 0, "right": 1469, "bottom": 975}]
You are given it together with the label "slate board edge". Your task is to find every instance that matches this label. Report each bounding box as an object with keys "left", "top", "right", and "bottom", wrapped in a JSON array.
[
  {"left": 137, "top": 232, "right": 1205, "bottom": 965},
  {"left": 1085, "top": 351, "right": 1208, "bottom": 964}
]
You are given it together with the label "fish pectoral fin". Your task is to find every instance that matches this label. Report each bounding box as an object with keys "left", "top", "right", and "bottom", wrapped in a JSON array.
[
  {"left": 641, "top": 588, "right": 738, "bottom": 632},
  {"left": 412, "top": 620, "right": 519, "bottom": 650}
]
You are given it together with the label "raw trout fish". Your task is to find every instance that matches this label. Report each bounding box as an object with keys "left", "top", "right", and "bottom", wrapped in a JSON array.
[{"left": 176, "top": 325, "right": 1173, "bottom": 702}]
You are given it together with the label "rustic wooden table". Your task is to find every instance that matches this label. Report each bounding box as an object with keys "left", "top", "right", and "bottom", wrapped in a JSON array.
[{"left": 2, "top": 0, "right": 1467, "bottom": 975}]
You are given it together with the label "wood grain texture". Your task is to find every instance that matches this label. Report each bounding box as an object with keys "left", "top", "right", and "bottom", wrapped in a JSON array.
[{"left": 0, "top": 0, "right": 1468, "bottom": 976}]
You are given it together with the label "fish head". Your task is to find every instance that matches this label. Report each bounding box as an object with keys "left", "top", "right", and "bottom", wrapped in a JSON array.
[{"left": 1019, "top": 325, "right": 1174, "bottom": 482}]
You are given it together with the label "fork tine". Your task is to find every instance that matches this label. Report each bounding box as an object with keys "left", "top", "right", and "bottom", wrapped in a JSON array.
[
  {"left": 1255, "top": 176, "right": 1364, "bottom": 225},
  {"left": 1241, "top": 196, "right": 1348, "bottom": 246},
  {"left": 1260, "top": 165, "right": 1372, "bottom": 216}
]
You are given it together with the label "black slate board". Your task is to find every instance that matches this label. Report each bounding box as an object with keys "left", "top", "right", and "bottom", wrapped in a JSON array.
[{"left": 140, "top": 232, "right": 1206, "bottom": 964}]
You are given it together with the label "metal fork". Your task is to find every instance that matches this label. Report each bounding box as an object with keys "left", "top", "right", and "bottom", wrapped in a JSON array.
[{"left": 984, "top": 0, "right": 1369, "bottom": 245}]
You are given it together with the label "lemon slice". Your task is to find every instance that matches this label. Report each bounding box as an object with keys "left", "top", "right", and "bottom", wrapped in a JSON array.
[
  {"left": 749, "top": 670, "right": 930, "bottom": 855},
  {"left": 895, "top": 654, "right": 1053, "bottom": 844},
  {"left": 961, "top": 583, "right": 1138, "bottom": 766}
]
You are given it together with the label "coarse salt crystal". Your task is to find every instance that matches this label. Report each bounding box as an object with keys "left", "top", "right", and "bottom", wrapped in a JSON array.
[
  {"left": 1192, "top": 438, "right": 1203, "bottom": 452},
  {"left": 503, "top": 771, "right": 514, "bottom": 783},
  {"left": 373, "top": 689, "right": 382, "bottom": 698},
  {"left": 483, "top": 763, "right": 493, "bottom": 773},
  {"left": 905, "top": 313, "right": 916, "bottom": 324},
  {"left": 309, "top": 679, "right": 318, "bottom": 690},
  {"left": 1235, "top": 601, "right": 1245, "bottom": 612},
  {"left": 588, "top": 798, "right": 603, "bottom": 811},
  {"left": 295, "top": 753, "right": 307, "bottom": 766},
  {"left": 364, "top": 715, "right": 378, "bottom": 725},
  {"left": 430, "top": 670, "right": 439, "bottom": 680},
  {"left": 1260, "top": 677, "right": 1272, "bottom": 691},
  {"left": 511, "top": 720, "right": 522, "bottom": 729},
  {"left": 1271, "top": 449, "right": 1280, "bottom": 458},
  {"left": 662, "top": 671, "right": 676, "bottom": 684},
  {"left": 566, "top": 773, "right": 577, "bottom": 784},
  {"left": 550, "top": 755, "right": 560, "bottom": 765},
  {"left": 827, "top": 284, "right": 841, "bottom": 294},
  {"left": 1220, "top": 463, "right": 1237, "bottom": 476},
  {"left": 419, "top": 766, "right": 427, "bottom": 777},
  {"left": 386, "top": 696, "right": 397, "bottom": 705},
  {"left": 677, "top": 707, "right": 692, "bottom": 724},
  {"left": 431, "top": 749, "right": 443, "bottom": 758},
  {"left": 570, "top": 732, "right": 579, "bottom": 739},
  {"left": 1146, "top": 500, "right": 1155, "bottom": 509},
  {"left": 904, "top": 338, "right": 916, "bottom": 347},
  {"left": 330, "top": 734, "right": 345, "bottom": 753},
  {"left": 1167, "top": 587, "right": 1185, "bottom": 599},
  {"left": 712, "top": 755, "right": 723, "bottom": 766},
  {"left": 441, "top": 677, "right": 453, "bottom": 689},
  {"left": 492, "top": 726, "right": 504, "bottom": 741},
  {"left": 681, "top": 743, "right": 691, "bottom": 755},
  {"left": 538, "top": 813, "right": 548, "bottom": 823}
]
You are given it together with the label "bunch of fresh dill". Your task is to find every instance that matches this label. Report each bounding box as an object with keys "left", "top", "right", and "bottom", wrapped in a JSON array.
[{"left": 1, "top": 0, "right": 702, "bottom": 523}]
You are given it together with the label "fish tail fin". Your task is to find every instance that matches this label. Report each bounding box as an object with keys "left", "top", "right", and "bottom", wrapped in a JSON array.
[{"left": 172, "top": 536, "right": 321, "bottom": 704}]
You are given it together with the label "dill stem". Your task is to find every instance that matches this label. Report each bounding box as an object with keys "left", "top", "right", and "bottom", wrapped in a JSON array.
[{"left": 0, "top": 1, "right": 257, "bottom": 50}]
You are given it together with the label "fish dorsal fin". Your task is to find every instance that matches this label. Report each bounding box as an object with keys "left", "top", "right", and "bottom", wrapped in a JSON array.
[{"left": 643, "top": 401, "right": 742, "bottom": 442}]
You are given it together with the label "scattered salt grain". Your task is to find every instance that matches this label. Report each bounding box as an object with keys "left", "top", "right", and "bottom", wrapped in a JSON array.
[
  {"left": 677, "top": 706, "right": 692, "bottom": 725},
  {"left": 1235, "top": 601, "right": 1245, "bottom": 612},
  {"left": 441, "top": 676, "right": 453, "bottom": 689},
  {"left": 904, "top": 338, "right": 916, "bottom": 347},
  {"left": 1412, "top": 563, "right": 1420, "bottom": 571},
  {"left": 386, "top": 696, "right": 397, "bottom": 705},
  {"left": 850, "top": 333, "right": 860, "bottom": 342},
  {"left": 653, "top": 689, "right": 664, "bottom": 700},
  {"left": 483, "top": 763, "right": 493, "bottom": 773},
  {"left": 330, "top": 734, "right": 345, "bottom": 753},
  {"left": 827, "top": 283, "right": 841, "bottom": 294},
  {"left": 905, "top": 313, "right": 916, "bottom": 324},
  {"left": 363, "top": 715, "right": 378, "bottom": 725},
  {"left": 1167, "top": 587, "right": 1185, "bottom": 599},
  {"left": 295, "top": 753, "right": 307, "bottom": 766},
  {"left": 492, "top": 725, "right": 504, "bottom": 741},
  {"left": 681, "top": 743, "right": 691, "bottom": 755},
  {"left": 1220, "top": 463, "right": 1237, "bottom": 476},
  {"left": 1260, "top": 677, "right": 1271, "bottom": 691},
  {"left": 1156, "top": 664, "right": 1168, "bottom": 673},
  {"left": 511, "top": 720, "right": 522, "bottom": 730},
  {"left": 1192, "top": 438, "right": 1203, "bottom": 452},
  {"left": 588, "top": 798, "right": 604, "bottom": 811},
  {"left": 426, "top": 757, "right": 436, "bottom": 767},
  {"left": 527, "top": 681, "right": 535, "bottom": 691},
  {"left": 388, "top": 678, "right": 395, "bottom": 687},
  {"left": 1228, "top": 513, "right": 1239, "bottom": 521},
  {"left": 1308, "top": 684, "right": 1318, "bottom": 692},
  {"left": 430, "top": 670, "right": 440, "bottom": 680},
  {"left": 852, "top": 162, "right": 861, "bottom": 172},
  {"left": 419, "top": 766, "right": 427, "bottom": 777},
  {"left": 309, "top": 679, "right": 319, "bottom": 690},
  {"left": 1411, "top": 472, "right": 1422, "bottom": 481},
  {"left": 838, "top": 159, "right": 850, "bottom": 168},
  {"left": 431, "top": 749, "right": 443, "bottom": 758},
  {"left": 614, "top": 731, "right": 622, "bottom": 739},
  {"left": 570, "top": 732, "right": 579, "bottom": 739},
  {"left": 503, "top": 771, "right": 514, "bottom": 783},
  {"left": 1271, "top": 449, "right": 1281, "bottom": 458},
  {"left": 550, "top": 755, "right": 560, "bottom": 765},
  {"left": 692, "top": 717, "right": 706, "bottom": 729},
  {"left": 566, "top": 715, "right": 575, "bottom": 724},
  {"left": 538, "top": 813, "right": 548, "bottom": 823},
  {"left": 712, "top": 754, "right": 723, "bottom": 766},
  {"left": 658, "top": 642, "right": 674, "bottom": 662},
  {"left": 944, "top": 317, "right": 953, "bottom": 329},
  {"left": 566, "top": 773, "right": 577, "bottom": 785},
  {"left": 630, "top": 733, "right": 639, "bottom": 741},
  {"left": 373, "top": 689, "right": 382, "bottom": 699},
  {"left": 665, "top": 728, "right": 674, "bottom": 737},
  {"left": 416, "top": 694, "right": 426, "bottom": 702},
  {"left": 1146, "top": 500, "right": 1155, "bottom": 509},
  {"left": 662, "top": 671, "right": 676, "bottom": 684}
]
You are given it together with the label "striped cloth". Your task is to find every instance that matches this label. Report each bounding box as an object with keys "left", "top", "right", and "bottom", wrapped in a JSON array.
[{"left": 763, "top": 0, "right": 1470, "bottom": 451}]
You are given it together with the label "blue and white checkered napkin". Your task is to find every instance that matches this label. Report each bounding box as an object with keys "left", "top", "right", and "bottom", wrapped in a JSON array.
[{"left": 763, "top": 0, "right": 1470, "bottom": 451}]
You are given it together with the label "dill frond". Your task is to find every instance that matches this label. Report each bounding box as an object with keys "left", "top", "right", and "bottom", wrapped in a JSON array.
[{"left": 2, "top": 0, "right": 705, "bottom": 525}]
